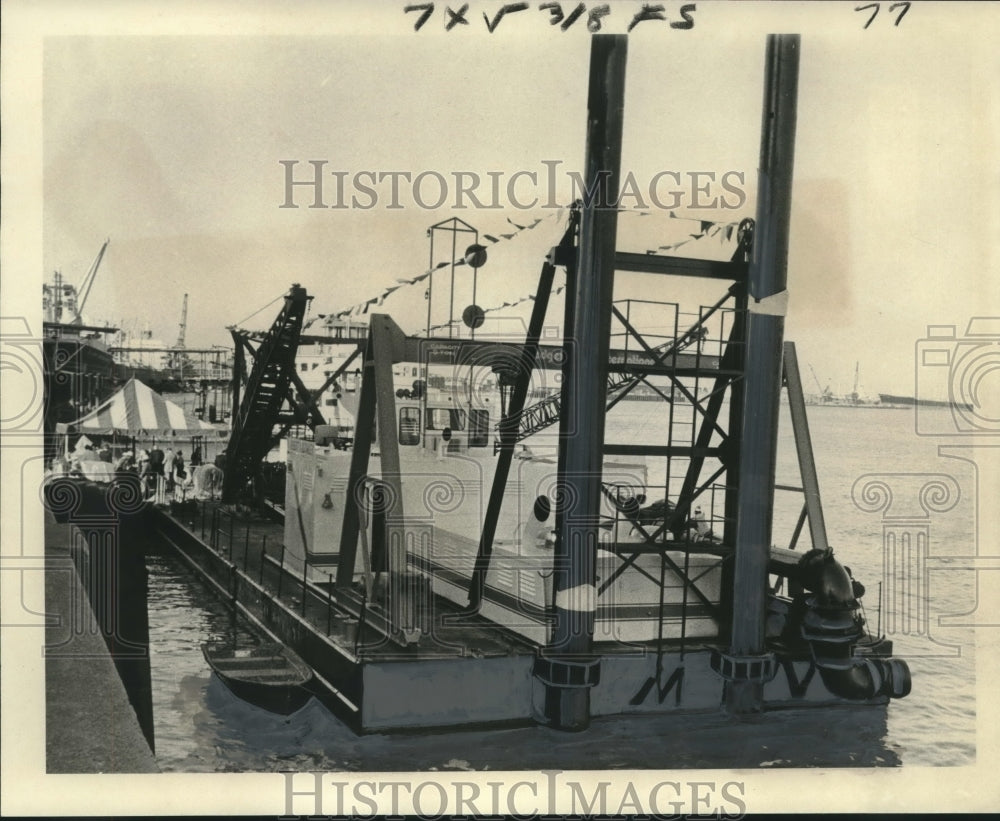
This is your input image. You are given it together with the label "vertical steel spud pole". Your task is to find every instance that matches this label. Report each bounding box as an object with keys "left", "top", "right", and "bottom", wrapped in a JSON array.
[
  {"left": 728, "top": 34, "right": 800, "bottom": 713},
  {"left": 538, "top": 34, "right": 627, "bottom": 731}
]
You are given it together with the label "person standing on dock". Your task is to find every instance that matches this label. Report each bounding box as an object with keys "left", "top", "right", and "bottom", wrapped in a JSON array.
[
  {"left": 163, "top": 449, "right": 176, "bottom": 493},
  {"left": 173, "top": 451, "right": 188, "bottom": 499},
  {"left": 145, "top": 447, "right": 164, "bottom": 500}
]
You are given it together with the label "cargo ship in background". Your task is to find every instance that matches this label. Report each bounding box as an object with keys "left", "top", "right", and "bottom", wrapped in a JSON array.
[
  {"left": 877, "top": 393, "right": 971, "bottom": 410},
  {"left": 803, "top": 363, "right": 971, "bottom": 412},
  {"left": 42, "top": 241, "right": 235, "bottom": 457},
  {"left": 42, "top": 242, "right": 121, "bottom": 456}
]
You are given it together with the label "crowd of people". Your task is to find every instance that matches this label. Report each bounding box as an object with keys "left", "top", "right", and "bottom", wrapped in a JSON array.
[{"left": 51, "top": 441, "right": 223, "bottom": 503}]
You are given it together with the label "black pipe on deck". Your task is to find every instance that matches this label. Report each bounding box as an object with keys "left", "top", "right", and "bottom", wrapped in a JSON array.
[
  {"left": 727, "top": 34, "right": 800, "bottom": 713},
  {"left": 536, "top": 34, "right": 627, "bottom": 732}
]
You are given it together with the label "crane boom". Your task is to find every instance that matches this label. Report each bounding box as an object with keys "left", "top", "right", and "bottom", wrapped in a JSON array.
[
  {"left": 76, "top": 238, "right": 110, "bottom": 319},
  {"left": 808, "top": 363, "right": 824, "bottom": 394}
]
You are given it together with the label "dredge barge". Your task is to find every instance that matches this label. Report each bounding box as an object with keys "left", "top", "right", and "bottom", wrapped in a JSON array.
[{"left": 144, "top": 33, "right": 910, "bottom": 732}]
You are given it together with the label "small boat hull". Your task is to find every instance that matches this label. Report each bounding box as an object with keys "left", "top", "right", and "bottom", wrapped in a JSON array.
[{"left": 202, "top": 642, "right": 314, "bottom": 715}]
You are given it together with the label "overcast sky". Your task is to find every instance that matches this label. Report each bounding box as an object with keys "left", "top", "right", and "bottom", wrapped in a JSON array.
[{"left": 32, "top": 2, "right": 1000, "bottom": 399}]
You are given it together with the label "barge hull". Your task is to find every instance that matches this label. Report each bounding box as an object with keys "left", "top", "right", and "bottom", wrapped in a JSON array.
[{"left": 152, "top": 505, "right": 888, "bottom": 733}]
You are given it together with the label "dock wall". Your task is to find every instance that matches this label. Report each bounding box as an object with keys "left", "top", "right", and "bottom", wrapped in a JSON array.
[
  {"left": 44, "top": 490, "right": 158, "bottom": 772},
  {"left": 44, "top": 476, "right": 156, "bottom": 762}
]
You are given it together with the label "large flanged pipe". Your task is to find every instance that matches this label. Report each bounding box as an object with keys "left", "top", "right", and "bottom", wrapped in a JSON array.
[{"left": 794, "top": 549, "right": 912, "bottom": 700}]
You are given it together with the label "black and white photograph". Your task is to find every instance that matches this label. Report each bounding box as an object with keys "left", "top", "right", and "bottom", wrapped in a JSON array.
[{"left": 2, "top": 0, "right": 998, "bottom": 815}]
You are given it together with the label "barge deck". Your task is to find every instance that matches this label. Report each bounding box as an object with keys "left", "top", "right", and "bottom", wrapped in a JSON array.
[{"left": 152, "top": 498, "right": 886, "bottom": 733}]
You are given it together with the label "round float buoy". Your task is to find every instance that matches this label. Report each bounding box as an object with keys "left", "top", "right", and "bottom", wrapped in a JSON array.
[
  {"left": 462, "top": 304, "right": 486, "bottom": 329},
  {"left": 464, "top": 244, "right": 488, "bottom": 268}
]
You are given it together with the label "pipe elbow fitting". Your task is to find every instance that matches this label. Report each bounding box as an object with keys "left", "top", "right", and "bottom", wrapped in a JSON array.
[{"left": 816, "top": 656, "right": 912, "bottom": 701}]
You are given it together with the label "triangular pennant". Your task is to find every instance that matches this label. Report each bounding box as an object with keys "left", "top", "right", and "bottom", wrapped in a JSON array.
[{"left": 484, "top": 234, "right": 500, "bottom": 243}]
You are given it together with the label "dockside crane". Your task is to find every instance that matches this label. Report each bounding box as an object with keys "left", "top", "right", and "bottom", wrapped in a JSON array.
[
  {"left": 175, "top": 293, "right": 189, "bottom": 349},
  {"left": 74, "top": 238, "right": 110, "bottom": 323},
  {"left": 44, "top": 239, "right": 109, "bottom": 325},
  {"left": 808, "top": 363, "right": 832, "bottom": 402}
]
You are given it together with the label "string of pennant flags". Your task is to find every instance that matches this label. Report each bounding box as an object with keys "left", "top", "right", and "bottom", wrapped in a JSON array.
[
  {"left": 636, "top": 211, "right": 741, "bottom": 255},
  {"left": 310, "top": 214, "right": 554, "bottom": 325},
  {"left": 305, "top": 207, "right": 746, "bottom": 329}
]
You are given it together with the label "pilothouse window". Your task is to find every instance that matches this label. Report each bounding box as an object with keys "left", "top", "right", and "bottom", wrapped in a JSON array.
[
  {"left": 426, "top": 408, "right": 465, "bottom": 431},
  {"left": 399, "top": 407, "right": 421, "bottom": 446}
]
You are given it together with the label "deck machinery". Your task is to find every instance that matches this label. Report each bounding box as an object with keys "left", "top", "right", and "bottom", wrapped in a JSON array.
[{"left": 214, "top": 34, "right": 910, "bottom": 732}]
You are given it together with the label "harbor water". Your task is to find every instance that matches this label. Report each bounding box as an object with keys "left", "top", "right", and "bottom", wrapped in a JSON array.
[{"left": 144, "top": 403, "right": 977, "bottom": 771}]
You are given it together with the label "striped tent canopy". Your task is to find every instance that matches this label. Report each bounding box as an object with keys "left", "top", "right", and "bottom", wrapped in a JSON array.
[{"left": 55, "top": 378, "right": 227, "bottom": 437}]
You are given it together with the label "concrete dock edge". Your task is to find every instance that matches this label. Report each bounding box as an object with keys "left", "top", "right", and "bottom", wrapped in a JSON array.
[{"left": 45, "top": 510, "right": 159, "bottom": 773}]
